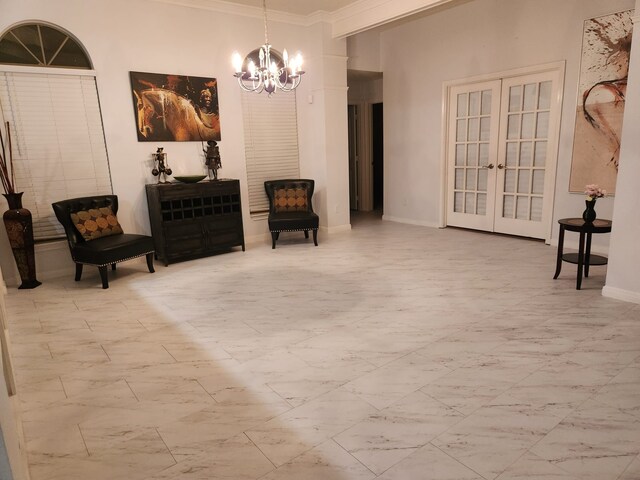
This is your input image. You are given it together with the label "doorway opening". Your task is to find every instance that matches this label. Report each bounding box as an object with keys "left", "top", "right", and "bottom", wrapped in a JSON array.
[{"left": 347, "top": 70, "right": 383, "bottom": 217}]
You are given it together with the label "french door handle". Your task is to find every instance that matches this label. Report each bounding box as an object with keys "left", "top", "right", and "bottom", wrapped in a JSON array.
[
  {"left": 497, "top": 164, "right": 505, "bottom": 169},
  {"left": 482, "top": 164, "right": 494, "bottom": 169}
]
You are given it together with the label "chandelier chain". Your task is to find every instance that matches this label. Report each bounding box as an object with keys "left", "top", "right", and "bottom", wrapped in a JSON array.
[{"left": 262, "top": 0, "right": 269, "bottom": 45}]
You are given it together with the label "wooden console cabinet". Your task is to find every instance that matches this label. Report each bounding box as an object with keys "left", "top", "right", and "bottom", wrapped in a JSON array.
[{"left": 145, "top": 180, "right": 245, "bottom": 265}]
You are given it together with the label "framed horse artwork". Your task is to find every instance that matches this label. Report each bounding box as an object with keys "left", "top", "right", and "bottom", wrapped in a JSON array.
[{"left": 130, "top": 71, "right": 222, "bottom": 142}]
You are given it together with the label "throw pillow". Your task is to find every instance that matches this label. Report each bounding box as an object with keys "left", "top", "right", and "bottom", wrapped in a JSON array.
[
  {"left": 71, "top": 206, "right": 123, "bottom": 241},
  {"left": 274, "top": 187, "right": 308, "bottom": 213}
]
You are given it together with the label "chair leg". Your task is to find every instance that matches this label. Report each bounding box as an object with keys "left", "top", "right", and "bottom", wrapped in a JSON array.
[
  {"left": 271, "top": 232, "right": 278, "bottom": 249},
  {"left": 75, "top": 263, "right": 83, "bottom": 281},
  {"left": 304, "top": 230, "right": 309, "bottom": 239},
  {"left": 313, "top": 229, "right": 318, "bottom": 246},
  {"left": 111, "top": 263, "right": 116, "bottom": 271},
  {"left": 98, "top": 266, "right": 109, "bottom": 289},
  {"left": 146, "top": 253, "right": 155, "bottom": 273}
]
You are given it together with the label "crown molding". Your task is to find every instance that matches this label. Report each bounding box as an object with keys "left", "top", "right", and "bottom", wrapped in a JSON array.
[
  {"left": 148, "top": 0, "right": 456, "bottom": 36},
  {"left": 148, "top": 0, "right": 330, "bottom": 26},
  {"left": 331, "top": 0, "right": 455, "bottom": 38}
]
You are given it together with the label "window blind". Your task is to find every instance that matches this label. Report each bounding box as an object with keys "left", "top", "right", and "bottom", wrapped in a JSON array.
[
  {"left": 241, "top": 89, "right": 300, "bottom": 215},
  {"left": 0, "top": 71, "right": 112, "bottom": 240}
]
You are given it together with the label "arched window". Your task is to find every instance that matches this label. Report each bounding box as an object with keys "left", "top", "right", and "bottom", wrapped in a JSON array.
[
  {"left": 0, "top": 22, "right": 91, "bottom": 68},
  {"left": 0, "top": 22, "right": 111, "bottom": 240}
]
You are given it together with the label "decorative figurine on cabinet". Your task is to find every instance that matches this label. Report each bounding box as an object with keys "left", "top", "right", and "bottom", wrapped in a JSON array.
[
  {"left": 151, "top": 147, "right": 172, "bottom": 183},
  {"left": 203, "top": 140, "right": 222, "bottom": 181}
]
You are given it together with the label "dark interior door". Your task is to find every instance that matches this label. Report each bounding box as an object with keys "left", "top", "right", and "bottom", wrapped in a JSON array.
[{"left": 372, "top": 103, "right": 383, "bottom": 211}]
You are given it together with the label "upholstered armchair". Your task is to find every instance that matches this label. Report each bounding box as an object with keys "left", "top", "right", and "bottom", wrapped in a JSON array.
[
  {"left": 264, "top": 179, "right": 319, "bottom": 249},
  {"left": 52, "top": 195, "right": 155, "bottom": 289}
]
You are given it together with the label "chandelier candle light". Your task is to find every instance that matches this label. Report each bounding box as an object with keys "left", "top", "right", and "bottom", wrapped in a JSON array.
[{"left": 232, "top": 0, "right": 305, "bottom": 95}]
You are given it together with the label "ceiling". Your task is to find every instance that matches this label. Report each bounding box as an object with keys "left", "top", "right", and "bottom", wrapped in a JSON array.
[{"left": 218, "top": 0, "right": 360, "bottom": 16}]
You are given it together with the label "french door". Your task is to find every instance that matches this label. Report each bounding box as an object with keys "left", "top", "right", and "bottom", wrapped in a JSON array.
[{"left": 446, "top": 68, "right": 562, "bottom": 239}]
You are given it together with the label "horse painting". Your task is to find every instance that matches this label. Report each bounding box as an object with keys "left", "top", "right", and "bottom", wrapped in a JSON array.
[{"left": 133, "top": 88, "right": 221, "bottom": 142}]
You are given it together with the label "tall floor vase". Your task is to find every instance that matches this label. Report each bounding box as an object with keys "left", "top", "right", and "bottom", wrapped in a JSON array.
[{"left": 2, "top": 192, "right": 41, "bottom": 289}]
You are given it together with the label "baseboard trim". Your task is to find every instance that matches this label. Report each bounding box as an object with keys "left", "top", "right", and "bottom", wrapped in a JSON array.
[
  {"left": 321, "top": 224, "right": 352, "bottom": 234},
  {"left": 602, "top": 285, "right": 640, "bottom": 305},
  {"left": 381, "top": 215, "right": 439, "bottom": 229}
]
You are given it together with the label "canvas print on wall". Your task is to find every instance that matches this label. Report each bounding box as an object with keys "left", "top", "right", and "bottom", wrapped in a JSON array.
[
  {"left": 130, "top": 71, "right": 221, "bottom": 142},
  {"left": 569, "top": 10, "right": 634, "bottom": 194}
]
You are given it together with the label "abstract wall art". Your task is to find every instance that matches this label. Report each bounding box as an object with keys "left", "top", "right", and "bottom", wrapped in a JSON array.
[{"left": 569, "top": 10, "right": 634, "bottom": 194}]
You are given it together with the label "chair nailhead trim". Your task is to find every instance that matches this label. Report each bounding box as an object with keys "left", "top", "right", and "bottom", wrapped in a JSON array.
[
  {"left": 73, "top": 250, "right": 155, "bottom": 267},
  {"left": 270, "top": 228, "right": 318, "bottom": 233}
]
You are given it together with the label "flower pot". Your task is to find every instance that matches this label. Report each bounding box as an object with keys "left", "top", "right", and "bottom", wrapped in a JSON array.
[
  {"left": 2, "top": 192, "right": 42, "bottom": 289},
  {"left": 582, "top": 198, "right": 597, "bottom": 224}
]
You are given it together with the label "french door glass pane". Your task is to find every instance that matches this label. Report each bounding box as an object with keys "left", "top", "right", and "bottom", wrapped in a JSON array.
[
  {"left": 503, "top": 195, "right": 515, "bottom": 218},
  {"left": 455, "top": 168, "right": 464, "bottom": 189},
  {"left": 457, "top": 119, "right": 466, "bottom": 141},
  {"left": 481, "top": 90, "right": 492, "bottom": 114},
  {"left": 531, "top": 197, "right": 543, "bottom": 221},
  {"left": 506, "top": 142, "right": 518, "bottom": 166},
  {"left": 516, "top": 196, "right": 529, "bottom": 219},
  {"left": 519, "top": 142, "right": 533, "bottom": 166},
  {"left": 538, "top": 81, "right": 552, "bottom": 109},
  {"left": 517, "top": 170, "right": 530, "bottom": 193},
  {"left": 536, "top": 111, "right": 550, "bottom": 138},
  {"left": 454, "top": 192, "right": 464, "bottom": 212},
  {"left": 534, "top": 141, "right": 547, "bottom": 166},
  {"left": 468, "top": 118, "right": 479, "bottom": 141},
  {"left": 466, "top": 169, "right": 477, "bottom": 190},
  {"left": 456, "top": 144, "right": 466, "bottom": 165},
  {"left": 532, "top": 169, "right": 545, "bottom": 194},
  {"left": 477, "top": 193, "right": 487, "bottom": 215},
  {"left": 480, "top": 117, "right": 490, "bottom": 141},
  {"left": 457, "top": 93, "right": 468, "bottom": 116},
  {"left": 479, "top": 143, "right": 489, "bottom": 164},
  {"left": 478, "top": 169, "right": 488, "bottom": 191},
  {"left": 509, "top": 86, "right": 522, "bottom": 112},
  {"left": 523, "top": 83, "right": 537, "bottom": 110},
  {"left": 467, "top": 145, "right": 478, "bottom": 166},
  {"left": 521, "top": 113, "right": 535, "bottom": 139},
  {"left": 507, "top": 114, "right": 520, "bottom": 139},
  {"left": 469, "top": 91, "right": 480, "bottom": 116}
]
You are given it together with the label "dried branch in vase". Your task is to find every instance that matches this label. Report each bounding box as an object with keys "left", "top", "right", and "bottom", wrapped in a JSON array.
[{"left": 0, "top": 121, "right": 16, "bottom": 194}]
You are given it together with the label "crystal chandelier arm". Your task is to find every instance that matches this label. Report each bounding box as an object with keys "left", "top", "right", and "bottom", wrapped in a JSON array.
[{"left": 231, "top": 0, "right": 304, "bottom": 95}]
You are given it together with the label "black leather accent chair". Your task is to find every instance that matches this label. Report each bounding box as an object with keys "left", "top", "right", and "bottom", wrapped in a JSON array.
[
  {"left": 52, "top": 195, "right": 155, "bottom": 289},
  {"left": 264, "top": 179, "right": 319, "bottom": 249}
]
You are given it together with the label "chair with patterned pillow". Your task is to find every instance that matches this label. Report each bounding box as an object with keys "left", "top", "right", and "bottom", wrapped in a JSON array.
[
  {"left": 52, "top": 195, "right": 155, "bottom": 289},
  {"left": 264, "top": 179, "right": 319, "bottom": 249}
]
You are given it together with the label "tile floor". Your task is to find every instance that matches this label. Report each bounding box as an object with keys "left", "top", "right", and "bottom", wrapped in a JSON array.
[{"left": 4, "top": 214, "right": 640, "bottom": 480}]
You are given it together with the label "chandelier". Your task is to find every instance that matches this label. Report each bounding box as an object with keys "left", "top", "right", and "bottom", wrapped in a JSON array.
[{"left": 232, "top": 0, "right": 305, "bottom": 95}]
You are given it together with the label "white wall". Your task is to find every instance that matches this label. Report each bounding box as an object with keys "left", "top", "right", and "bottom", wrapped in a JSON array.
[
  {"left": 350, "top": 0, "right": 634, "bottom": 241},
  {"left": 0, "top": 0, "right": 350, "bottom": 285},
  {"left": 603, "top": 4, "right": 640, "bottom": 304},
  {"left": 0, "top": 270, "right": 29, "bottom": 480}
]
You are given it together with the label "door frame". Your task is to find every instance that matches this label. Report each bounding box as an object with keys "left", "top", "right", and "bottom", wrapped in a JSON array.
[{"left": 440, "top": 61, "right": 566, "bottom": 243}]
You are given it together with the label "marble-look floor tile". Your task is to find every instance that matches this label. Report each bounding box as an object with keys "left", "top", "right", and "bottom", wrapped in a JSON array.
[
  {"left": 530, "top": 400, "right": 640, "bottom": 480},
  {"left": 245, "top": 389, "right": 376, "bottom": 466},
  {"left": 432, "top": 404, "right": 563, "bottom": 479},
  {"left": 375, "top": 443, "right": 484, "bottom": 480},
  {"left": 260, "top": 439, "right": 375, "bottom": 480},
  {"left": 495, "top": 452, "right": 580, "bottom": 480},
  {"left": 342, "top": 353, "right": 451, "bottom": 410},
  {"left": 333, "top": 390, "right": 463, "bottom": 474},
  {"left": 4, "top": 214, "right": 637, "bottom": 480}
]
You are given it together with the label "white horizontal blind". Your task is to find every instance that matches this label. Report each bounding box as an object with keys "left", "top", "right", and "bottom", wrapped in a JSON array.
[
  {"left": 0, "top": 71, "right": 112, "bottom": 240},
  {"left": 241, "top": 90, "right": 300, "bottom": 215}
]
